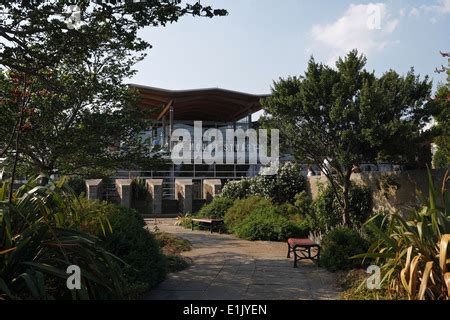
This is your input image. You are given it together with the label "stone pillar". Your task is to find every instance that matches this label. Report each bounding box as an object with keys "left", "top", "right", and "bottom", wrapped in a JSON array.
[
  {"left": 85, "top": 179, "right": 103, "bottom": 201},
  {"left": 175, "top": 179, "right": 193, "bottom": 214},
  {"left": 203, "top": 179, "right": 222, "bottom": 202},
  {"left": 146, "top": 179, "right": 163, "bottom": 215},
  {"left": 115, "top": 179, "right": 133, "bottom": 207}
]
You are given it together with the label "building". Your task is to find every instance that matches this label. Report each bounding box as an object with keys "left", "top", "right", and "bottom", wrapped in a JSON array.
[{"left": 100, "top": 85, "right": 270, "bottom": 214}]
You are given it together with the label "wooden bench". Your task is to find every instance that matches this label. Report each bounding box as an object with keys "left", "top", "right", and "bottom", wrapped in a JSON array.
[
  {"left": 287, "top": 238, "right": 321, "bottom": 268},
  {"left": 191, "top": 218, "right": 224, "bottom": 234}
]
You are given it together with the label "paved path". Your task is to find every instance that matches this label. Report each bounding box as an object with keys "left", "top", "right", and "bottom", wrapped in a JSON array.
[{"left": 143, "top": 218, "right": 341, "bottom": 300}]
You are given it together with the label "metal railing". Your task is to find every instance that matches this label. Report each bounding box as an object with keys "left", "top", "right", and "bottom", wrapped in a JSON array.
[{"left": 111, "top": 165, "right": 257, "bottom": 199}]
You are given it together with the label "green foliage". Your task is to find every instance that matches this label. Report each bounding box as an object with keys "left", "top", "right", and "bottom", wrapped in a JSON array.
[
  {"left": 0, "top": 176, "right": 126, "bottom": 300},
  {"left": 221, "top": 162, "right": 307, "bottom": 204},
  {"left": 261, "top": 50, "right": 434, "bottom": 223},
  {"left": 132, "top": 178, "right": 148, "bottom": 202},
  {"left": 320, "top": 227, "right": 369, "bottom": 272},
  {"left": 176, "top": 214, "right": 193, "bottom": 229},
  {"left": 309, "top": 184, "right": 373, "bottom": 233},
  {"left": 339, "top": 269, "right": 402, "bottom": 300},
  {"left": 224, "top": 196, "right": 273, "bottom": 231},
  {"left": 271, "top": 162, "right": 307, "bottom": 204},
  {"left": 79, "top": 200, "right": 166, "bottom": 299},
  {"left": 234, "top": 209, "right": 306, "bottom": 241},
  {"left": 432, "top": 85, "right": 449, "bottom": 166},
  {"left": 433, "top": 148, "right": 449, "bottom": 169},
  {"left": 355, "top": 169, "right": 450, "bottom": 300},
  {"left": 361, "top": 210, "right": 390, "bottom": 244},
  {"left": 0, "top": 1, "right": 227, "bottom": 177},
  {"left": 0, "top": 2, "right": 227, "bottom": 74},
  {"left": 66, "top": 176, "right": 86, "bottom": 197},
  {"left": 197, "top": 197, "right": 234, "bottom": 219},
  {"left": 292, "top": 191, "right": 313, "bottom": 216},
  {"left": 154, "top": 232, "right": 191, "bottom": 255},
  {"left": 220, "top": 179, "right": 252, "bottom": 200},
  {"left": 165, "top": 255, "right": 191, "bottom": 273}
]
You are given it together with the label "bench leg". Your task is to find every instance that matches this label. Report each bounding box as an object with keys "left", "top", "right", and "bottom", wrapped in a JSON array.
[
  {"left": 191, "top": 220, "right": 194, "bottom": 231},
  {"left": 210, "top": 222, "right": 213, "bottom": 234},
  {"left": 287, "top": 243, "right": 291, "bottom": 258},
  {"left": 317, "top": 246, "right": 320, "bottom": 267},
  {"left": 293, "top": 247, "right": 298, "bottom": 268}
]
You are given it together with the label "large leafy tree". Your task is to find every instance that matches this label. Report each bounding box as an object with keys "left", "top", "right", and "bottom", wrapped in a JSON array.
[
  {"left": 261, "top": 50, "right": 434, "bottom": 226},
  {"left": 0, "top": 1, "right": 226, "bottom": 74},
  {"left": 0, "top": 1, "right": 227, "bottom": 180},
  {"left": 432, "top": 85, "right": 450, "bottom": 168}
]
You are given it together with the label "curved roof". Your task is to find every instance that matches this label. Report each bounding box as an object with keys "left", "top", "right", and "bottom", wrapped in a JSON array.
[{"left": 129, "top": 84, "right": 268, "bottom": 122}]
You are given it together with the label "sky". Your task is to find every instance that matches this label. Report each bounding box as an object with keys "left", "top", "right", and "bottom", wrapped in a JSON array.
[{"left": 130, "top": 0, "right": 449, "bottom": 100}]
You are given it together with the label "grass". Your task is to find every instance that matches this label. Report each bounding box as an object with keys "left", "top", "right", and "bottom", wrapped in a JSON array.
[
  {"left": 154, "top": 232, "right": 192, "bottom": 255},
  {"left": 338, "top": 269, "right": 403, "bottom": 300},
  {"left": 154, "top": 231, "right": 192, "bottom": 273}
]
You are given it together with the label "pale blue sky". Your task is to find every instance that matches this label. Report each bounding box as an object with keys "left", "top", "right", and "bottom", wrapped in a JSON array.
[{"left": 130, "top": 0, "right": 449, "bottom": 96}]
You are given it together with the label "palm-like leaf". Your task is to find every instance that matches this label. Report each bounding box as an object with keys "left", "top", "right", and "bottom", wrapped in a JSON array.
[{"left": 0, "top": 176, "right": 126, "bottom": 300}]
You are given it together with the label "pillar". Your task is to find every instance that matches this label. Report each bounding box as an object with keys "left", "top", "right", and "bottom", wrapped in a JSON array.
[
  {"left": 146, "top": 179, "right": 163, "bottom": 215},
  {"left": 203, "top": 179, "right": 222, "bottom": 202},
  {"left": 85, "top": 179, "right": 103, "bottom": 201},
  {"left": 175, "top": 179, "right": 193, "bottom": 214},
  {"left": 115, "top": 179, "right": 133, "bottom": 207}
]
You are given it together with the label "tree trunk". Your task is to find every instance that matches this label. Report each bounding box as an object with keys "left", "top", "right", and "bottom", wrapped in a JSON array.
[{"left": 342, "top": 167, "right": 353, "bottom": 227}]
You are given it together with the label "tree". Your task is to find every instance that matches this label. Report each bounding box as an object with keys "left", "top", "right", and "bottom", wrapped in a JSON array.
[
  {"left": 0, "top": 1, "right": 227, "bottom": 75},
  {"left": 0, "top": 1, "right": 227, "bottom": 181},
  {"left": 261, "top": 50, "right": 434, "bottom": 226},
  {"left": 431, "top": 85, "right": 449, "bottom": 169},
  {"left": 0, "top": 69, "right": 157, "bottom": 178}
]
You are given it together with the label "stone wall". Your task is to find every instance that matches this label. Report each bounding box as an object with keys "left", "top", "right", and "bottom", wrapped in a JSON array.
[{"left": 307, "top": 169, "right": 448, "bottom": 213}]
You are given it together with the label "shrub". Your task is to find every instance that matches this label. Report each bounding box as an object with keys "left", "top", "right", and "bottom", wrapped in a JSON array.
[
  {"left": 197, "top": 197, "right": 234, "bottom": 219},
  {"left": 310, "top": 186, "right": 341, "bottom": 232},
  {"left": 356, "top": 169, "right": 450, "bottom": 300},
  {"left": 80, "top": 200, "right": 166, "bottom": 298},
  {"left": 220, "top": 179, "right": 252, "bottom": 200},
  {"left": 165, "top": 255, "right": 191, "bottom": 273},
  {"left": 248, "top": 175, "right": 276, "bottom": 199},
  {"left": 433, "top": 148, "right": 449, "bottom": 169},
  {"left": 66, "top": 175, "right": 86, "bottom": 196},
  {"left": 234, "top": 208, "right": 305, "bottom": 241},
  {"left": 132, "top": 178, "right": 148, "bottom": 201},
  {"left": 320, "top": 226, "right": 369, "bottom": 272},
  {"left": 293, "top": 191, "right": 313, "bottom": 216},
  {"left": 270, "top": 162, "right": 307, "bottom": 204},
  {"left": 361, "top": 210, "right": 390, "bottom": 244},
  {"left": 310, "top": 184, "right": 373, "bottom": 232},
  {"left": 154, "top": 232, "right": 191, "bottom": 255},
  {"left": 176, "top": 213, "right": 193, "bottom": 229},
  {"left": 220, "top": 162, "right": 307, "bottom": 204},
  {"left": 0, "top": 176, "right": 126, "bottom": 300},
  {"left": 224, "top": 196, "right": 273, "bottom": 231}
]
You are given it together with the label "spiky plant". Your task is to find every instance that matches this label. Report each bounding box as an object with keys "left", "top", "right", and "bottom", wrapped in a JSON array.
[
  {"left": 0, "top": 176, "right": 126, "bottom": 299},
  {"left": 355, "top": 169, "right": 450, "bottom": 300}
]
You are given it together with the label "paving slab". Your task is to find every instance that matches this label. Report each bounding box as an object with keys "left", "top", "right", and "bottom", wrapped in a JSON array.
[{"left": 143, "top": 218, "right": 341, "bottom": 300}]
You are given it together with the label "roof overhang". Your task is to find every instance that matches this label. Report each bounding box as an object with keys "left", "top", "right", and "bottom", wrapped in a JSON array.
[{"left": 129, "top": 84, "right": 269, "bottom": 122}]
